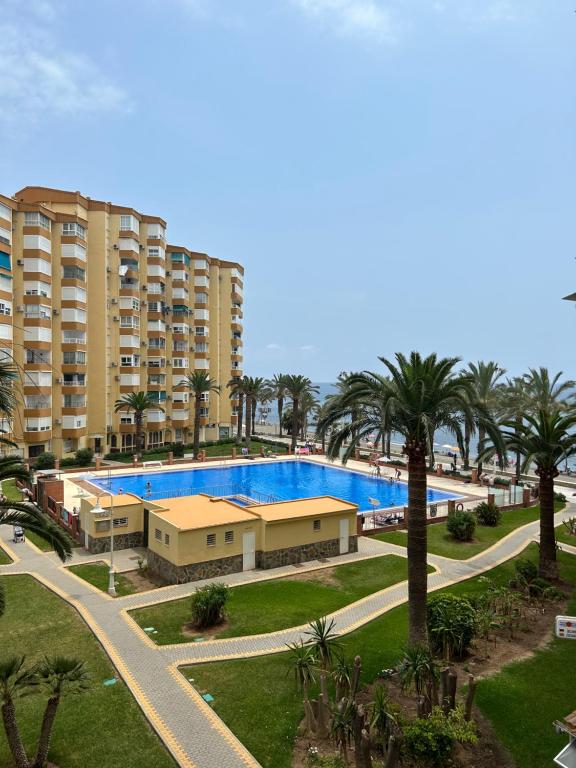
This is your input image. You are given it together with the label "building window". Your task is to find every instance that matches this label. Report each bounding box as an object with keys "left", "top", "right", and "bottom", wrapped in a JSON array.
[
  {"left": 62, "top": 222, "right": 86, "bottom": 239},
  {"left": 313, "top": 520, "right": 321, "bottom": 532},
  {"left": 154, "top": 528, "right": 161, "bottom": 541},
  {"left": 113, "top": 517, "right": 128, "bottom": 528},
  {"left": 95, "top": 520, "right": 111, "bottom": 533},
  {"left": 207, "top": 533, "right": 216, "bottom": 547},
  {"left": 24, "top": 212, "right": 51, "bottom": 230},
  {"left": 224, "top": 530, "right": 234, "bottom": 544},
  {"left": 164, "top": 533, "right": 170, "bottom": 546}
]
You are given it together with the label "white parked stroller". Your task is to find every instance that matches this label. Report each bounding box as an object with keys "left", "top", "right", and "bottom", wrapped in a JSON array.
[{"left": 12, "top": 526, "right": 25, "bottom": 543}]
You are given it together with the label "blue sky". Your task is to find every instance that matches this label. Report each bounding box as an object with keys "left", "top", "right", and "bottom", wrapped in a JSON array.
[{"left": 1, "top": 0, "right": 574, "bottom": 382}]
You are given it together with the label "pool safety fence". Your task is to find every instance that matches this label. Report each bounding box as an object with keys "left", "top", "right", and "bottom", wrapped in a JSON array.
[{"left": 96, "top": 480, "right": 283, "bottom": 506}]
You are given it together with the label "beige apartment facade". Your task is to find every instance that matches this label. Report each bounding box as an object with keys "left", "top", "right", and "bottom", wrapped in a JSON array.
[{"left": 0, "top": 187, "right": 243, "bottom": 459}]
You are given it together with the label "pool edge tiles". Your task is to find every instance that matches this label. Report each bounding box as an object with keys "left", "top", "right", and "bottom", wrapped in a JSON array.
[{"left": 87, "top": 459, "right": 463, "bottom": 513}]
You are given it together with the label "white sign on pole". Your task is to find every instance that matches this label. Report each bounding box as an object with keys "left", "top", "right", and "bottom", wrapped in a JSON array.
[{"left": 555, "top": 616, "right": 576, "bottom": 640}]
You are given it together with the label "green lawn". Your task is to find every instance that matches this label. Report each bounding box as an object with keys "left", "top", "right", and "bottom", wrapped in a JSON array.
[
  {"left": 68, "top": 562, "right": 137, "bottom": 597},
  {"left": 0, "top": 546, "right": 11, "bottom": 564},
  {"left": 0, "top": 574, "right": 176, "bottom": 768},
  {"left": 110, "top": 440, "right": 288, "bottom": 463},
  {"left": 183, "top": 545, "right": 576, "bottom": 768},
  {"left": 130, "top": 555, "right": 421, "bottom": 644},
  {"left": 375, "top": 505, "right": 545, "bottom": 559},
  {"left": 555, "top": 522, "right": 576, "bottom": 548}
]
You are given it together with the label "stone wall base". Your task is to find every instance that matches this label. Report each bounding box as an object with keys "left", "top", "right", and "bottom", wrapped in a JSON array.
[
  {"left": 80, "top": 529, "right": 143, "bottom": 554},
  {"left": 147, "top": 550, "right": 244, "bottom": 584},
  {"left": 147, "top": 536, "right": 359, "bottom": 584}
]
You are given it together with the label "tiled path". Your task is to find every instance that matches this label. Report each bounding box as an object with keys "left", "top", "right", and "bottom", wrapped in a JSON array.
[{"left": 1, "top": 505, "right": 574, "bottom": 768}]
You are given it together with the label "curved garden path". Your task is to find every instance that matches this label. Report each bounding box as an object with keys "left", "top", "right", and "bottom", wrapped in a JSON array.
[{"left": 1, "top": 504, "right": 573, "bottom": 768}]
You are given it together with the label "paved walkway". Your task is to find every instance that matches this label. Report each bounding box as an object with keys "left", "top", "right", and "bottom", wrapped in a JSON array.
[{"left": 1, "top": 505, "right": 574, "bottom": 768}]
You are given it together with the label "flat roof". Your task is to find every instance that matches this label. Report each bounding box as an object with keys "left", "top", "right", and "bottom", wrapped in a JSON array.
[
  {"left": 153, "top": 494, "right": 258, "bottom": 531},
  {"left": 84, "top": 494, "right": 142, "bottom": 509},
  {"left": 247, "top": 496, "right": 357, "bottom": 523}
]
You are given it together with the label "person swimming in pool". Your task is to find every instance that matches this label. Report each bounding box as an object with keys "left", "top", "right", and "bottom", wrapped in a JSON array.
[{"left": 145, "top": 481, "right": 152, "bottom": 497}]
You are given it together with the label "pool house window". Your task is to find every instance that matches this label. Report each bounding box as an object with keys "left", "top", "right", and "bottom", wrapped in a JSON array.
[
  {"left": 154, "top": 528, "right": 161, "bottom": 541},
  {"left": 164, "top": 533, "right": 170, "bottom": 546},
  {"left": 224, "top": 530, "right": 234, "bottom": 544},
  {"left": 313, "top": 520, "right": 321, "bottom": 532},
  {"left": 207, "top": 533, "right": 216, "bottom": 547}
]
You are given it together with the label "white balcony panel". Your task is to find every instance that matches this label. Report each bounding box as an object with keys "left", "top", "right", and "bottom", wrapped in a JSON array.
[
  {"left": 195, "top": 309, "right": 209, "bottom": 321},
  {"left": 172, "top": 270, "right": 187, "bottom": 282},
  {"left": 61, "top": 308, "right": 86, "bottom": 323},
  {"left": 120, "top": 374, "right": 140, "bottom": 386},
  {"left": 23, "top": 235, "right": 51, "bottom": 254},
  {"left": 62, "top": 243, "right": 86, "bottom": 261},
  {"left": 61, "top": 286, "right": 87, "bottom": 302},
  {"left": 0, "top": 203, "right": 11, "bottom": 222},
  {"left": 0, "top": 323, "right": 12, "bottom": 340},
  {"left": 24, "top": 326, "right": 51, "bottom": 342},
  {"left": 194, "top": 359, "right": 209, "bottom": 370},
  {"left": 194, "top": 275, "right": 209, "bottom": 287},
  {"left": 25, "top": 417, "right": 52, "bottom": 431},
  {"left": 62, "top": 415, "right": 87, "bottom": 430},
  {"left": 119, "top": 335, "right": 140, "bottom": 349},
  {"left": 24, "top": 258, "right": 51, "bottom": 276},
  {"left": 0, "top": 275, "right": 12, "bottom": 295},
  {"left": 147, "top": 264, "right": 166, "bottom": 278},
  {"left": 171, "top": 410, "right": 189, "bottom": 421},
  {"left": 118, "top": 237, "right": 139, "bottom": 252},
  {"left": 24, "top": 281, "right": 51, "bottom": 298},
  {"left": 147, "top": 410, "right": 165, "bottom": 423}
]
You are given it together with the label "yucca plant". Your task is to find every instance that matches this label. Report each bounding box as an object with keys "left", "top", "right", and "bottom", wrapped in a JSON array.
[{"left": 304, "top": 617, "right": 342, "bottom": 671}]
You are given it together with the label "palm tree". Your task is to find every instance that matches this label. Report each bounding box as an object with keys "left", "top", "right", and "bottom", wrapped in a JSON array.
[
  {"left": 268, "top": 374, "right": 288, "bottom": 438},
  {"left": 246, "top": 377, "right": 267, "bottom": 437},
  {"left": 487, "top": 408, "right": 576, "bottom": 579},
  {"left": 283, "top": 375, "right": 319, "bottom": 452},
  {"left": 465, "top": 361, "right": 506, "bottom": 475},
  {"left": 0, "top": 657, "right": 34, "bottom": 768},
  {"left": 227, "top": 376, "right": 248, "bottom": 445},
  {"left": 523, "top": 367, "right": 575, "bottom": 413},
  {"left": 317, "top": 352, "right": 503, "bottom": 645},
  {"left": 180, "top": 372, "right": 221, "bottom": 457},
  {"left": 498, "top": 377, "right": 528, "bottom": 484},
  {"left": 114, "top": 392, "right": 161, "bottom": 457},
  {"left": 33, "top": 657, "right": 90, "bottom": 768},
  {"left": 298, "top": 391, "right": 320, "bottom": 440}
]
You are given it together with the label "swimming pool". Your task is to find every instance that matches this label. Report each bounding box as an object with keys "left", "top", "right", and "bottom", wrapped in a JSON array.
[{"left": 91, "top": 460, "right": 460, "bottom": 512}]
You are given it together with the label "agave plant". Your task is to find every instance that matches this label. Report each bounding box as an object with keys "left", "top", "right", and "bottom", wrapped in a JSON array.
[{"left": 304, "top": 616, "right": 342, "bottom": 671}]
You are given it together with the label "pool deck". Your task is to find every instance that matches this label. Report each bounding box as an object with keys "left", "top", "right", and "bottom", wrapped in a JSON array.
[{"left": 62, "top": 454, "right": 487, "bottom": 512}]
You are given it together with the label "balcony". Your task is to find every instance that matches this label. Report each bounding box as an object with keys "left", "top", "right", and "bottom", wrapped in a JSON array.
[
  {"left": 171, "top": 410, "right": 189, "bottom": 421},
  {"left": 147, "top": 410, "right": 166, "bottom": 423}
]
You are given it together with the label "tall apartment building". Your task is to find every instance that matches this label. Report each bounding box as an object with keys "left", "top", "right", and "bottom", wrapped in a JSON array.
[{"left": 0, "top": 187, "right": 244, "bottom": 460}]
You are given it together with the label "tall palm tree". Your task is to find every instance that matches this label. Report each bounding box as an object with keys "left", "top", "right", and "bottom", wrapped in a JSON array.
[
  {"left": 523, "top": 367, "right": 575, "bottom": 413},
  {"left": 465, "top": 361, "right": 506, "bottom": 475},
  {"left": 33, "top": 657, "right": 90, "bottom": 768},
  {"left": 283, "top": 376, "right": 319, "bottom": 452},
  {"left": 0, "top": 657, "right": 34, "bottom": 768},
  {"left": 246, "top": 377, "right": 268, "bottom": 437},
  {"left": 299, "top": 391, "right": 320, "bottom": 440},
  {"left": 114, "top": 392, "right": 161, "bottom": 457},
  {"left": 180, "top": 372, "right": 221, "bottom": 457},
  {"left": 227, "top": 376, "right": 248, "bottom": 445},
  {"left": 484, "top": 408, "right": 576, "bottom": 579},
  {"left": 268, "top": 374, "right": 289, "bottom": 438},
  {"left": 317, "top": 352, "right": 503, "bottom": 645}
]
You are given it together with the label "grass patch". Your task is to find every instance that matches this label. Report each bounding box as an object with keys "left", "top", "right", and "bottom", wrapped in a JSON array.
[
  {"left": 68, "top": 562, "right": 137, "bottom": 597},
  {"left": 555, "top": 522, "right": 576, "bottom": 548},
  {"left": 109, "top": 440, "right": 289, "bottom": 463},
  {"left": 0, "top": 574, "right": 175, "bottom": 768},
  {"left": 375, "top": 505, "right": 546, "bottom": 559},
  {"left": 183, "top": 545, "right": 576, "bottom": 768},
  {"left": 131, "top": 555, "right": 422, "bottom": 644},
  {"left": 0, "top": 546, "right": 12, "bottom": 564}
]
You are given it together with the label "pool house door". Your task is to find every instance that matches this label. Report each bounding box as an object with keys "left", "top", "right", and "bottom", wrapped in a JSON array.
[
  {"left": 243, "top": 530, "right": 256, "bottom": 571},
  {"left": 339, "top": 519, "right": 349, "bottom": 555}
]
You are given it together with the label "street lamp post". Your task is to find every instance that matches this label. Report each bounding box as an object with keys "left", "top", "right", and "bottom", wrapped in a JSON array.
[{"left": 91, "top": 490, "right": 117, "bottom": 597}]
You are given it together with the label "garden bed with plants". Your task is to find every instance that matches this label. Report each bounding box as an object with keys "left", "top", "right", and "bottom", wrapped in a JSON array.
[
  {"left": 181, "top": 545, "right": 576, "bottom": 768},
  {"left": 130, "top": 555, "right": 420, "bottom": 643},
  {"left": 67, "top": 561, "right": 168, "bottom": 596},
  {"left": 375, "top": 501, "right": 559, "bottom": 560}
]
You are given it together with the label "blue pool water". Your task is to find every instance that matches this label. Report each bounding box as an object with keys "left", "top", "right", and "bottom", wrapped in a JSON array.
[{"left": 92, "top": 460, "right": 459, "bottom": 512}]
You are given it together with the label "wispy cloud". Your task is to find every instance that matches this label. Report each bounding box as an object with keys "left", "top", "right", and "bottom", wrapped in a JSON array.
[
  {"left": 431, "top": 0, "right": 535, "bottom": 24},
  {"left": 266, "top": 343, "right": 285, "bottom": 352},
  {"left": 290, "top": 0, "right": 397, "bottom": 42},
  {"left": 0, "top": 0, "right": 129, "bottom": 126}
]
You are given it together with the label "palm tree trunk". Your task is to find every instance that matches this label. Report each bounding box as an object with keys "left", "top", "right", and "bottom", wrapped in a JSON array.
[
  {"left": 251, "top": 398, "right": 257, "bottom": 437},
  {"left": 538, "top": 469, "right": 558, "bottom": 580},
  {"left": 406, "top": 442, "right": 429, "bottom": 647},
  {"left": 245, "top": 396, "right": 252, "bottom": 446},
  {"left": 476, "top": 425, "right": 485, "bottom": 477},
  {"left": 136, "top": 412, "right": 144, "bottom": 457},
  {"left": 2, "top": 699, "right": 30, "bottom": 768},
  {"left": 291, "top": 399, "right": 299, "bottom": 452},
  {"left": 33, "top": 696, "right": 59, "bottom": 768},
  {"left": 463, "top": 422, "right": 470, "bottom": 470},
  {"left": 386, "top": 432, "right": 391, "bottom": 457},
  {"left": 278, "top": 396, "right": 283, "bottom": 438},
  {"left": 236, "top": 392, "right": 244, "bottom": 445},
  {"left": 193, "top": 393, "right": 202, "bottom": 456}
]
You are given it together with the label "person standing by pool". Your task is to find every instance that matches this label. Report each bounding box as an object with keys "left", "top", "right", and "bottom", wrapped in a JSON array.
[{"left": 394, "top": 468, "right": 401, "bottom": 481}]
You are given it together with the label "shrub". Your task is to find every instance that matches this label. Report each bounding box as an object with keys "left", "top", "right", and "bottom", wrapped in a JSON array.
[
  {"left": 427, "top": 594, "right": 476, "bottom": 660},
  {"left": 402, "top": 707, "right": 477, "bottom": 767},
  {"left": 34, "top": 452, "right": 56, "bottom": 470},
  {"left": 191, "top": 583, "right": 229, "bottom": 629},
  {"left": 75, "top": 447, "right": 94, "bottom": 467},
  {"left": 172, "top": 443, "right": 185, "bottom": 458},
  {"left": 555, "top": 492, "right": 567, "bottom": 504},
  {"left": 514, "top": 558, "right": 538, "bottom": 584},
  {"left": 494, "top": 476, "right": 510, "bottom": 486},
  {"left": 60, "top": 457, "right": 78, "bottom": 468},
  {"left": 474, "top": 501, "right": 501, "bottom": 527},
  {"left": 447, "top": 511, "right": 476, "bottom": 542}
]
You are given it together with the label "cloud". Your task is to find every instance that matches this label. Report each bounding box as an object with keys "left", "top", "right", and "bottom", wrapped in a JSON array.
[
  {"left": 0, "top": 1, "right": 129, "bottom": 126},
  {"left": 291, "top": 0, "right": 397, "bottom": 42},
  {"left": 266, "top": 343, "right": 285, "bottom": 351},
  {"left": 431, "top": 0, "right": 536, "bottom": 24}
]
